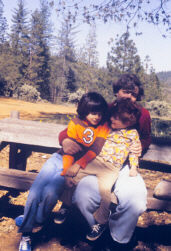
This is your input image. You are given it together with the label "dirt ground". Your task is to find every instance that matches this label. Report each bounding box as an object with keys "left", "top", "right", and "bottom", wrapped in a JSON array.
[{"left": 0, "top": 97, "right": 171, "bottom": 251}]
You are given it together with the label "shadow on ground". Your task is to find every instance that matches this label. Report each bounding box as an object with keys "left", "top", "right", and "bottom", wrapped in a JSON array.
[
  {"left": 31, "top": 206, "right": 171, "bottom": 251},
  {"left": 0, "top": 192, "right": 171, "bottom": 251}
]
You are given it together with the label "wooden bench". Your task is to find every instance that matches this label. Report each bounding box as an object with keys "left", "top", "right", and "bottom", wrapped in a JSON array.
[{"left": 0, "top": 111, "right": 171, "bottom": 212}]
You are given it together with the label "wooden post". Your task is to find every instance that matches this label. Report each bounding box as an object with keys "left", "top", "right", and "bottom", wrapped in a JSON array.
[
  {"left": 10, "top": 110, "right": 20, "bottom": 119},
  {"left": 9, "top": 111, "right": 28, "bottom": 171}
]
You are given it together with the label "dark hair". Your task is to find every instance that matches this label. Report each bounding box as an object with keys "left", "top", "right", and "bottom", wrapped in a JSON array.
[
  {"left": 112, "top": 74, "right": 144, "bottom": 101},
  {"left": 77, "top": 92, "right": 108, "bottom": 123},
  {"left": 109, "top": 98, "right": 141, "bottom": 126}
]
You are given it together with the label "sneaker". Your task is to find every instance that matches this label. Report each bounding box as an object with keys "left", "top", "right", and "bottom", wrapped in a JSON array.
[
  {"left": 19, "top": 236, "right": 31, "bottom": 251},
  {"left": 54, "top": 208, "right": 68, "bottom": 224},
  {"left": 15, "top": 215, "right": 24, "bottom": 227},
  {"left": 86, "top": 223, "right": 106, "bottom": 241}
]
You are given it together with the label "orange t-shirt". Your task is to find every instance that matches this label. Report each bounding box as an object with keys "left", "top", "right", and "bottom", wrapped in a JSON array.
[{"left": 61, "top": 117, "right": 110, "bottom": 175}]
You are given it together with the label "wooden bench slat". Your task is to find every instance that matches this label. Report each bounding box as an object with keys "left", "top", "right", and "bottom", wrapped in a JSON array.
[
  {"left": 0, "top": 167, "right": 37, "bottom": 191},
  {"left": 142, "top": 144, "right": 171, "bottom": 165},
  {"left": 0, "top": 118, "right": 66, "bottom": 148}
]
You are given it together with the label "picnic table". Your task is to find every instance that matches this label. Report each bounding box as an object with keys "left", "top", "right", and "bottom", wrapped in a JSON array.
[{"left": 0, "top": 111, "right": 171, "bottom": 212}]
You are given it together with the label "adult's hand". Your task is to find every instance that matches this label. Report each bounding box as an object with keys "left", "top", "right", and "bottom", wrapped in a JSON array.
[
  {"left": 65, "top": 177, "right": 74, "bottom": 188},
  {"left": 62, "top": 138, "right": 82, "bottom": 155},
  {"left": 65, "top": 163, "right": 80, "bottom": 177},
  {"left": 130, "top": 141, "right": 142, "bottom": 157}
]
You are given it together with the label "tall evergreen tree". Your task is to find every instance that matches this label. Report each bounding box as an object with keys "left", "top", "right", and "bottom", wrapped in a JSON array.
[
  {"left": 28, "top": 0, "right": 52, "bottom": 100},
  {"left": 54, "top": 18, "right": 77, "bottom": 101},
  {"left": 10, "top": 0, "right": 30, "bottom": 92},
  {"left": 78, "top": 24, "right": 99, "bottom": 67},
  {"left": 57, "top": 18, "right": 76, "bottom": 62},
  {"left": 0, "top": 0, "right": 8, "bottom": 47}
]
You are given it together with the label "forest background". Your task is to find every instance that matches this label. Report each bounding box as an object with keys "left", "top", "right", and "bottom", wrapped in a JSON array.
[{"left": 0, "top": 0, "right": 171, "bottom": 138}]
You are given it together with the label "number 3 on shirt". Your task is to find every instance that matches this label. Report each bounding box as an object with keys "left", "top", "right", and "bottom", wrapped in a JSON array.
[{"left": 83, "top": 128, "right": 94, "bottom": 144}]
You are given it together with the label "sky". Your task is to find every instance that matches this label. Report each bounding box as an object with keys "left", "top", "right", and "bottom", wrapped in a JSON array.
[{"left": 3, "top": 0, "right": 171, "bottom": 73}]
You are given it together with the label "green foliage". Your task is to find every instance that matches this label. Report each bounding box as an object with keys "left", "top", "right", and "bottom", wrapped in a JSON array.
[
  {"left": 27, "top": 0, "right": 52, "bottom": 100},
  {"left": 15, "top": 84, "right": 41, "bottom": 102},
  {"left": 0, "top": 0, "right": 168, "bottom": 109},
  {"left": 57, "top": 18, "right": 77, "bottom": 62},
  {"left": 157, "top": 71, "right": 171, "bottom": 104},
  {"left": 145, "top": 100, "right": 171, "bottom": 117},
  {"left": 0, "top": 0, "right": 8, "bottom": 46},
  {"left": 107, "top": 32, "right": 143, "bottom": 75},
  {"left": 151, "top": 118, "right": 171, "bottom": 138},
  {"left": 0, "top": 43, "right": 21, "bottom": 96},
  {"left": 9, "top": 0, "right": 30, "bottom": 94}
]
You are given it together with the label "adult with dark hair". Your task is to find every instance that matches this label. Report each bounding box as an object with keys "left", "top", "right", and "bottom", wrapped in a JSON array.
[{"left": 59, "top": 73, "right": 151, "bottom": 248}]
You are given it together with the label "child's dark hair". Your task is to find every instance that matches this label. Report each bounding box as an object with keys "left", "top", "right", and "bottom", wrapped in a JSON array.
[
  {"left": 109, "top": 98, "right": 141, "bottom": 126},
  {"left": 77, "top": 92, "right": 108, "bottom": 123},
  {"left": 112, "top": 74, "right": 144, "bottom": 101}
]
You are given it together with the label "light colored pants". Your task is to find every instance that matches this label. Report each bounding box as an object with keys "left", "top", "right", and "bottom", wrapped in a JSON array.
[
  {"left": 73, "top": 164, "right": 147, "bottom": 243},
  {"left": 72, "top": 158, "right": 119, "bottom": 224},
  {"left": 19, "top": 153, "right": 65, "bottom": 233}
]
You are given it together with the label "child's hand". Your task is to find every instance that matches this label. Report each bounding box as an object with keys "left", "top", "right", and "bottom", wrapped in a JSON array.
[
  {"left": 65, "top": 177, "right": 74, "bottom": 188},
  {"left": 129, "top": 168, "right": 138, "bottom": 177},
  {"left": 65, "top": 163, "right": 80, "bottom": 177}
]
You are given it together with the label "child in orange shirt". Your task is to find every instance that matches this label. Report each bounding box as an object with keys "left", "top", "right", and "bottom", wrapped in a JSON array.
[{"left": 61, "top": 92, "right": 109, "bottom": 178}]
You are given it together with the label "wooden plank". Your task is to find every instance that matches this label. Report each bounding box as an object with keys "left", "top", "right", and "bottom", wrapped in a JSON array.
[
  {"left": 0, "top": 118, "right": 66, "bottom": 148},
  {"left": 154, "top": 180, "right": 171, "bottom": 200},
  {"left": 0, "top": 167, "right": 37, "bottom": 191},
  {"left": 142, "top": 144, "right": 171, "bottom": 165}
]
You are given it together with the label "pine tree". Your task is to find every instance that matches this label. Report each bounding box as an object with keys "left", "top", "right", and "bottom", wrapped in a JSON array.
[
  {"left": 10, "top": 0, "right": 30, "bottom": 93},
  {"left": 78, "top": 24, "right": 99, "bottom": 67},
  {"left": 55, "top": 18, "right": 78, "bottom": 101},
  {"left": 0, "top": 0, "right": 8, "bottom": 47},
  {"left": 57, "top": 18, "right": 77, "bottom": 63},
  {"left": 107, "top": 32, "right": 143, "bottom": 75},
  {"left": 28, "top": 0, "right": 52, "bottom": 100}
]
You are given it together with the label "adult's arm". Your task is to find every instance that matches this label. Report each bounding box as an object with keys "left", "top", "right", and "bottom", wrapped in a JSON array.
[
  {"left": 138, "top": 107, "right": 151, "bottom": 153},
  {"left": 58, "top": 128, "right": 68, "bottom": 145},
  {"left": 58, "top": 128, "right": 82, "bottom": 154}
]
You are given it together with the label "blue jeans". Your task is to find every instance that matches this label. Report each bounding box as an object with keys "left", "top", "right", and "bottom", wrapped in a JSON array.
[
  {"left": 19, "top": 153, "right": 65, "bottom": 233},
  {"left": 73, "top": 165, "right": 147, "bottom": 243}
]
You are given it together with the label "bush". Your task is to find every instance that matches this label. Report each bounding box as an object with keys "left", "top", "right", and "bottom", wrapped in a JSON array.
[
  {"left": 16, "top": 84, "right": 41, "bottom": 102},
  {"left": 68, "top": 88, "right": 86, "bottom": 103},
  {"left": 145, "top": 100, "right": 171, "bottom": 117}
]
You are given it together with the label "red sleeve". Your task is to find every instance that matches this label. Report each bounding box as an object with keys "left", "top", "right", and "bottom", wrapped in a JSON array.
[
  {"left": 138, "top": 107, "right": 151, "bottom": 152},
  {"left": 76, "top": 150, "right": 97, "bottom": 169},
  {"left": 58, "top": 128, "right": 68, "bottom": 146}
]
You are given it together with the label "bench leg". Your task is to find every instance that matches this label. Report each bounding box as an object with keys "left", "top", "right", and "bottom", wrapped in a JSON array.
[{"left": 9, "top": 143, "right": 31, "bottom": 171}]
